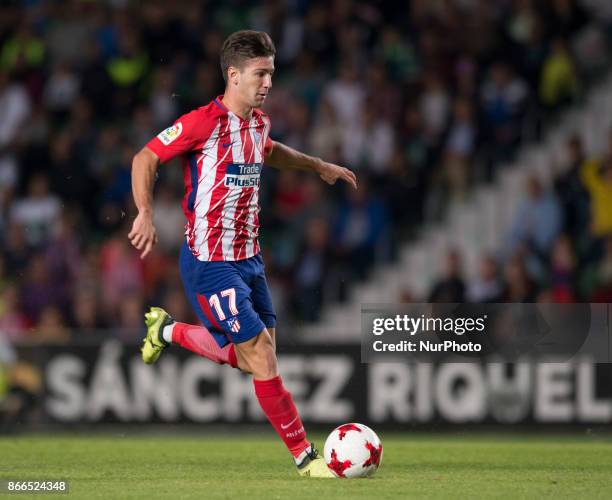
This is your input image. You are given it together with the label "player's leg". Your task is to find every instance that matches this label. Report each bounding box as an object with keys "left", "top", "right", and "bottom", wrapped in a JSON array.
[
  {"left": 240, "top": 254, "right": 333, "bottom": 475},
  {"left": 235, "top": 328, "right": 333, "bottom": 478},
  {"left": 141, "top": 307, "right": 244, "bottom": 368},
  {"left": 169, "top": 318, "right": 245, "bottom": 369},
  {"left": 176, "top": 253, "right": 315, "bottom": 468}
]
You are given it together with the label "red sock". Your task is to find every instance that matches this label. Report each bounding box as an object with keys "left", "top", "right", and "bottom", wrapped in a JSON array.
[
  {"left": 254, "top": 375, "right": 310, "bottom": 458},
  {"left": 172, "top": 322, "right": 237, "bottom": 368}
]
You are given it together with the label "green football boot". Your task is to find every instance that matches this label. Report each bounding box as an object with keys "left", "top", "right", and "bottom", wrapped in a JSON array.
[
  {"left": 141, "top": 307, "right": 173, "bottom": 364},
  {"left": 296, "top": 444, "right": 335, "bottom": 478}
]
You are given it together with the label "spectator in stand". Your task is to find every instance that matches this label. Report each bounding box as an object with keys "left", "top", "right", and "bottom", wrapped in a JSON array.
[
  {"left": 480, "top": 62, "right": 528, "bottom": 165},
  {"left": 42, "top": 61, "right": 80, "bottom": 121},
  {"left": 153, "top": 183, "right": 185, "bottom": 253},
  {"left": 506, "top": 175, "right": 563, "bottom": 260},
  {"left": 467, "top": 254, "right": 503, "bottom": 303},
  {"left": 547, "top": 234, "right": 577, "bottom": 302},
  {"left": 555, "top": 135, "right": 590, "bottom": 244},
  {"left": 34, "top": 306, "right": 70, "bottom": 343},
  {"left": 49, "top": 131, "right": 97, "bottom": 209},
  {"left": 90, "top": 126, "right": 122, "bottom": 182},
  {"left": 0, "top": 70, "right": 31, "bottom": 208},
  {"left": 497, "top": 253, "right": 538, "bottom": 302},
  {"left": 364, "top": 61, "right": 402, "bottom": 123},
  {"left": 106, "top": 31, "right": 148, "bottom": 113},
  {"left": 19, "top": 252, "right": 57, "bottom": 324},
  {"left": 539, "top": 38, "right": 578, "bottom": 110},
  {"left": 333, "top": 181, "right": 390, "bottom": 281},
  {"left": 10, "top": 173, "right": 61, "bottom": 248},
  {"left": 2, "top": 223, "right": 30, "bottom": 278},
  {"left": 128, "top": 106, "right": 156, "bottom": 152},
  {"left": 445, "top": 97, "right": 477, "bottom": 160},
  {"left": 149, "top": 67, "right": 178, "bottom": 128},
  {"left": 342, "top": 100, "right": 395, "bottom": 176},
  {"left": 273, "top": 170, "right": 308, "bottom": 225},
  {"left": 580, "top": 136, "right": 612, "bottom": 242},
  {"left": 419, "top": 72, "right": 450, "bottom": 148},
  {"left": 401, "top": 107, "right": 430, "bottom": 190},
  {"left": 44, "top": 210, "right": 81, "bottom": 313},
  {"left": 289, "top": 175, "right": 335, "bottom": 235},
  {"left": 293, "top": 217, "right": 330, "bottom": 322},
  {"left": 428, "top": 249, "right": 466, "bottom": 302},
  {"left": 283, "top": 98, "right": 311, "bottom": 153},
  {"left": 116, "top": 293, "right": 145, "bottom": 341},
  {"left": 99, "top": 227, "right": 144, "bottom": 317},
  {"left": 322, "top": 61, "right": 365, "bottom": 125},
  {"left": 309, "top": 98, "right": 344, "bottom": 162},
  {"left": 0, "top": 19, "right": 45, "bottom": 72},
  {"left": 0, "top": 283, "right": 30, "bottom": 341},
  {"left": 71, "top": 289, "right": 105, "bottom": 332}
]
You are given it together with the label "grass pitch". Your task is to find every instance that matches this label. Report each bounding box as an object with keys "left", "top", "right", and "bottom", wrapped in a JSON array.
[{"left": 2, "top": 432, "right": 612, "bottom": 499}]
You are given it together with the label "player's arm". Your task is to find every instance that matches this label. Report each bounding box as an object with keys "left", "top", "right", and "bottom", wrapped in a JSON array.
[
  {"left": 129, "top": 113, "right": 202, "bottom": 258},
  {"left": 129, "top": 146, "right": 160, "bottom": 259},
  {"left": 266, "top": 140, "right": 357, "bottom": 189}
]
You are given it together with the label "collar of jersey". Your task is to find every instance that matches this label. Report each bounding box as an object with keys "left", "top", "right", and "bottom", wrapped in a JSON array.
[{"left": 214, "top": 95, "right": 253, "bottom": 123}]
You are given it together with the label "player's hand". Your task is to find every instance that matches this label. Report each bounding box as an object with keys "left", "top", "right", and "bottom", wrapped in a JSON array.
[
  {"left": 318, "top": 161, "right": 358, "bottom": 189},
  {"left": 128, "top": 211, "right": 158, "bottom": 259}
]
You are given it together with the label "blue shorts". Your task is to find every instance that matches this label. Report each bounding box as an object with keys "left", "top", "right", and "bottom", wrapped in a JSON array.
[{"left": 179, "top": 242, "right": 277, "bottom": 347}]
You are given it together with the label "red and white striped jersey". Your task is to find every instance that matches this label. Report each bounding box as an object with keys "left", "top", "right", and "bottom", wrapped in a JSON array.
[{"left": 147, "top": 96, "right": 273, "bottom": 262}]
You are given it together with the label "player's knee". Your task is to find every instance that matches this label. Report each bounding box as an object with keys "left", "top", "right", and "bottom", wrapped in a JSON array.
[
  {"left": 239, "top": 331, "right": 277, "bottom": 379},
  {"left": 251, "top": 344, "right": 277, "bottom": 379}
]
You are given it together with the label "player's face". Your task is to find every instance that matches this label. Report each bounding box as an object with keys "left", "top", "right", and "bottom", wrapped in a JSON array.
[{"left": 235, "top": 56, "right": 274, "bottom": 108}]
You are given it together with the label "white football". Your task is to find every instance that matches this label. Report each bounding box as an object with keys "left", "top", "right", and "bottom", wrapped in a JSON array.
[{"left": 323, "top": 423, "right": 383, "bottom": 478}]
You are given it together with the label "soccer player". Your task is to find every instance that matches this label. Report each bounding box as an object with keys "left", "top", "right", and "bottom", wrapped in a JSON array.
[{"left": 128, "top": 30, "right": 356, "bottom": 478}]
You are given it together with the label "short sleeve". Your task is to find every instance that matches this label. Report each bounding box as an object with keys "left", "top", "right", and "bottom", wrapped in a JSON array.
[
  {"left": 264, "top": 135, "right": 274, "bottom": 157},
  {"left": 146, "top": 112, "right": 202, "bottom": 164}
]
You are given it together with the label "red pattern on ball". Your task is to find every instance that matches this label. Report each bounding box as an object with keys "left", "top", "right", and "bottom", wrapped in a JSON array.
[
  {"left": 337, "top": 423, "right": 362, "bottom": 440},
  {"left": 328, "top": 449, "right": 352, "bottom": 477},
  {"left": 363, "top": 441, "right": 382, "bottom": 468}
]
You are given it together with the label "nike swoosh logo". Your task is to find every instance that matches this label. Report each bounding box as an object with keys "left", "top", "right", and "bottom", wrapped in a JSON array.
[
  {"left": 281, "top": 416, "right": 298, "bottom": 429},
  {"left": 222, "top": 143, "right": 231, "bottom": 148}
]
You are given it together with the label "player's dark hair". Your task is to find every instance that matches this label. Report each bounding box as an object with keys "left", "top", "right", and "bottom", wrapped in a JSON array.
[{"left": 220, "top": 30, "right": 276, "bottom": 84}]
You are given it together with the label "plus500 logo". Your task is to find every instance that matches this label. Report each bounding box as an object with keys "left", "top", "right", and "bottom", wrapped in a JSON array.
[{"left": 225, "top": 163, "right": 262, "bottom": 188}]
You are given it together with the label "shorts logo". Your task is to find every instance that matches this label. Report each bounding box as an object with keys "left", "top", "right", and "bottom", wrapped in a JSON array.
[
  {"left": 227, "top": 317, "right": 241, "bottom": 333},
  {"left": 157, "top": 122, "right": 183, "bottom": 145}
]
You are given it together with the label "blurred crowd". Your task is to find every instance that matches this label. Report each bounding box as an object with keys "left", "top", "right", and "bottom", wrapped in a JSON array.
[
  {"left": 426, "top": 131, "right": 612, "bottom": 305},
  {"left": 0, "top": 0, "right": 608, "bottom": 351}
]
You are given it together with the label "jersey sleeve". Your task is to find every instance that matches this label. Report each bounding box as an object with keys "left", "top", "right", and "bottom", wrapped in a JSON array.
[
  {"left": 261, "top": 113, "right": 274, "bottom": 157},
  {"left": 264, "top": 135, "right": 274, "bottom": 157},
  {"left": 146, "top": 111, "right": 203, "bottom": 164}
]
